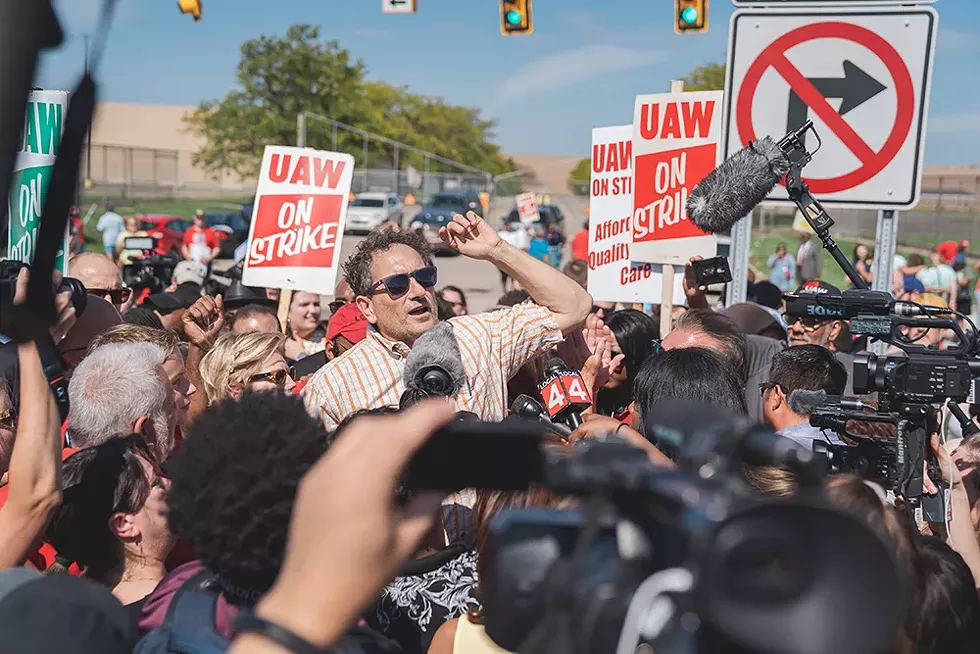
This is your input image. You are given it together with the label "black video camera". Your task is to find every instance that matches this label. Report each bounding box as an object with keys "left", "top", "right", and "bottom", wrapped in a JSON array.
[
  {"left": 0, "top": 259, "right": 88, "bottom": 334},
  {"left": 410, "top": 403, "right": 904, "bottom": 654},
  {"left": 121, "top": 238, "right": 179, "bottom": 296}
]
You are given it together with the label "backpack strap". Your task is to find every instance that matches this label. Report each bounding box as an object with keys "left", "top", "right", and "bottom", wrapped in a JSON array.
[{"left": 162, "top": 570, "right": 230, "bottom": 653}]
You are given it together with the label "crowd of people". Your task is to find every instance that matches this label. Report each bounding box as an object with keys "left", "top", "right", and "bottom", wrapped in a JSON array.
[{"left": 2, "top": 206, "right": 980, "bottom": 654}]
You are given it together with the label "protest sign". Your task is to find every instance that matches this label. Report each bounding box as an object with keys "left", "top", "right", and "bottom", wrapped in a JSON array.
[
  {"left": 588, "top": 125, "right": 685, "bottom": 305},
  {"left": 631, "top": 90, "right": 722, "bottom": 264},
  {"left": 516, "top": 191, "right": 539, "bottom": 225},
  {"left": 243, "top": 146, "right": 354, "bottom": 295},
  {"left": 7, "top": 90, "right": 70, "bottom": 273}
]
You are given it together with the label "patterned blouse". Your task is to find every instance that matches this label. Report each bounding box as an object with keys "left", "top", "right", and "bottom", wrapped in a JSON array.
[{"left": 365, "top": 543, "right": 479, "bottom": 654}]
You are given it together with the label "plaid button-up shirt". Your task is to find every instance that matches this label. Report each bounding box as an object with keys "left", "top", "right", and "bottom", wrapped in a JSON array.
[{"left": 302, "top": 303, "right": 563, "bottom": 429}]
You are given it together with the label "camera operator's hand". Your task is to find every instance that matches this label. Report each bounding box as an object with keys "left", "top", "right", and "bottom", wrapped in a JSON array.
[
  {"left": 12, "top": 268, "right": 77, "bottom": 344},
  {"left": 233, "top": 402, "right": 454, "bottom": 652},
  {"left": 182, "top": 295, "right": 224, "bottom": 349},
  {"left": 683, "top": 256, "right": 710, "bottom": 310}
]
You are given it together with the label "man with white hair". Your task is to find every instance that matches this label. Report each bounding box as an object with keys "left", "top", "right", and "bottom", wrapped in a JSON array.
[{"left": 66, "top": 342, "right": 178, "bottom": 462}]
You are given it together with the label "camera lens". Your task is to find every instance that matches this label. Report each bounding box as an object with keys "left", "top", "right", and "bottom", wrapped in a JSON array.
[{"left": 852, "top": 352, "right": 875, "bottom": 395}]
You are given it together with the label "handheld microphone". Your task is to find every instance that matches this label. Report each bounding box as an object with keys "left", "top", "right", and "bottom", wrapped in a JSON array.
[
  {"left": 401, "top": 322, "right": 466, "bottom": 409},
  {"left": 536, "top": 357, "right": 592, "bottom": 430},
  {"left": 789, "top": 389, "right": 873, "bottom": 415},
  {"left": 511, "top": 394, "right": 572, "bottom": 438},
  {"left": 685, "top": 136, "right": 790, "bottom": 235}
]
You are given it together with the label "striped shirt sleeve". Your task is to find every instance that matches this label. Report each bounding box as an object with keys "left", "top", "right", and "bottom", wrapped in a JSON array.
[{"left": 481, "top": 303, "right": 562, "bottom": 380}]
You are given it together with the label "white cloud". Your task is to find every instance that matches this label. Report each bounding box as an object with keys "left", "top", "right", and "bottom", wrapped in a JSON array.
[
  {"left": 351, "top": 28, "right": 391, "bottom": 38},
  {"left": 485, "top": 45, "right": 670, "bottom": 114},
  {"left": 938, "top": 29, "right": 980, "bottom": 53},
  {"left": 928, "top": 114, "right": 980, "bottom": 135}
]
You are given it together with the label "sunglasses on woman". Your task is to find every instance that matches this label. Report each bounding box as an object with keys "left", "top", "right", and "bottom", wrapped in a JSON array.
[
  {"left": 88, "top": 287, "right": 133, "bottom": 305},
  {"left": 246, "top": 369, "right": 291, "bottom": 387},
  {"left": 369, "top": 266, "right": 438, "bottom": 298}
]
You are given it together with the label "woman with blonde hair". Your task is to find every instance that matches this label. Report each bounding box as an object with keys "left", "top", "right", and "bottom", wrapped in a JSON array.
[{"left": 199, "top": 331, "right": 295, "bottom": 404}]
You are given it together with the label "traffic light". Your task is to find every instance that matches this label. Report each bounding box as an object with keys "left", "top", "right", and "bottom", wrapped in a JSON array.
[
  {"left": 500, "top": 0, "right": 533, "bottom": 36},
  {"left": 675, "top": 0, "right": 707, "bottom": 34},
  {"left": 177, "top": 0, "right": 202, "bottom": 22}
]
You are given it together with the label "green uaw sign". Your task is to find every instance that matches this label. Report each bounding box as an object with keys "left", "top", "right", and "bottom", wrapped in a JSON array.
[{"left": 7, "top": 90, "right": 70, "bottom": 273}]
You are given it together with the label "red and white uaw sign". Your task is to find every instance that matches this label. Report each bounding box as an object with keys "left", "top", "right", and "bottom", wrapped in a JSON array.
[
  {"left": 631, "top": 91, "right": 721, "bottom": 265},
  {"left": 516, "top": 191, "right": 540, "bottom": 225},
  {"left": 243, "top": 146, "right": 355, "bottom": 295},
  {"left": 723, "top": 7, "right": 937, "bottom": 209},
  {"left": 588, "top": 125, "right": 685, "bottom": 304}
]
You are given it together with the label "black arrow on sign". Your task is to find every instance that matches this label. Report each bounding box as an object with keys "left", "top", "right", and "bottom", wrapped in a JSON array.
[
  {"left": 389, "top": 0, "right": 407, "bottom": 4},
  {"left": 786, "top": 60, "right": 887, "bottom": 139}
]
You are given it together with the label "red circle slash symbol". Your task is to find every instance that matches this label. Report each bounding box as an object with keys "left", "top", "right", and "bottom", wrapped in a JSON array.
[{"left": 737, "top": 21, "right": 915, "bottom": 195}]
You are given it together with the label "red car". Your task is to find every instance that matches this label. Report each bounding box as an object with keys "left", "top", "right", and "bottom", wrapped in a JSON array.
[{"left": 138, "top": 215, "right": 229, "bottom": 256}]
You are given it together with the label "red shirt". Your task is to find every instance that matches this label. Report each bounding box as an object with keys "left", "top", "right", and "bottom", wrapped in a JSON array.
[
  {"left": 936, "top": 240, "right": 958, "bottom": 265},
  {"left": 0, "top": 446, "right": 79, "bottom": 573},
  {"left": 571, "top": 229, "right": 589, "bottom": 262},
  {"left": 182, "top": 226, "right": 220, "bottom": 251}
]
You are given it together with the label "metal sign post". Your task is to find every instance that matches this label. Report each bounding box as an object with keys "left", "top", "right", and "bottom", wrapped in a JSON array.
[
  {"left": 726, "top": 212, "right": 753, "bottom": 307},
  {"left": 869, "top": 209, "right": 899, "bottom": 355}
]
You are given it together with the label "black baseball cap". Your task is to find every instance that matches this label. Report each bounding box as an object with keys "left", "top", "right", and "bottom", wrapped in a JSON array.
[
  {"left": 144, "top": 282, "right": 203, "bottom": 314},
  {"left": 794, "top": 280, "right": 842, "bottom": 296}
]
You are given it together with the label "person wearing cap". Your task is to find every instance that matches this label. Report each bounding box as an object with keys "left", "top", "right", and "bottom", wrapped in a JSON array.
[
  {"left": 785, "top": 280, "right": 854, "bottom": 394},
  {"left": 324, "top": 303, "right": 368, "bottom": 361},
  {"left": 143, "top": 278, "right": 203, "bottom": 336},
  {"left": 97, "top": 202, "right": 125, "bottom": 259},
  {"left": 181, "top": 209, "right": 220, "bottom": 267}
]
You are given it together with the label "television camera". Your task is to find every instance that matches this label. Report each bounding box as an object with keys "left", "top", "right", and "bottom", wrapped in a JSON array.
[
  {"left": 120, "top": 236, "right": 181, "bottom": 296},
  {"left": 784, "top": 285, "right": 980, "bottom": 516},
  {"left": 413, "top": 401, "right": 905, "bottom": 654}
]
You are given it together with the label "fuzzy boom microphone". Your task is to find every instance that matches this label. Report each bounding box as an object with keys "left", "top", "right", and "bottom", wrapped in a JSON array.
[
  {"left": 401, "top": 322, "right": 466, "bottom": 408},
  {"left": 685, "top": 136, "right": 791, "bottom": 234}
]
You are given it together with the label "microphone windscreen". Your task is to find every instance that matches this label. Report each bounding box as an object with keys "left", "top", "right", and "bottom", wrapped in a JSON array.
[
  {"left": 403, "top": 322, "right": 465, "bottom": 397},
  {"left": 787, "top": 389, "right": 828, "bottom": 417},
  {"left": 686, "top": 136, "right": 791, "bottom": 234}
]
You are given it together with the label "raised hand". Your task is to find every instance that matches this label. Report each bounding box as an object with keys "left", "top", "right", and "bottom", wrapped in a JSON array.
[
  {"left": 438, "top": 211, "right": 503, "bottom": 260},
  {"left": 182, "top": 294, "right": 224, "bottom": 349}
]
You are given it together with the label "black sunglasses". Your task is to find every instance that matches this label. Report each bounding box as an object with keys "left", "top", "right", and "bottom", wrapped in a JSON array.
[
  {"left": 369, "top": 266, "right": 438, "bottom": 298},
  {"left": 327, "top": 298, "right": 349, "bottom": 315},
  {"left": 88, "top": 287, "right": 133, "bottom": 305}
]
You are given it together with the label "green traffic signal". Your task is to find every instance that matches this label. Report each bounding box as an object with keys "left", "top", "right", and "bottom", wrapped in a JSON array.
[
  {"left": 681, "top": 6, "right": 699, "bottom": 24},
  {"left": 506, "top": 9, "right": 522, "bottom": 25}
]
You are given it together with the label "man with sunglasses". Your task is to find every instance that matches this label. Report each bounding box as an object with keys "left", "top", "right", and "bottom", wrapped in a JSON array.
[
  {"left": 784, "top": 280, "right": 854, "bottom": 394},
  {"left": 303, "top": 212, "right": 593, "bottom": 429},
  {"left": 69, "top": 252, "right": 133, "bottom": 313}
]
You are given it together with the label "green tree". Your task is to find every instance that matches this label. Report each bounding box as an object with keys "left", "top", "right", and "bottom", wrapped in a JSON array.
[
  {"left": 568, "top": 157, "right": 591, "bottom": 196},
  {"left": 682, "top": 63, "right": 726, "bottom": 91},
  {"left": 185, "top": 25, "right": 511, "bottom": 179}
]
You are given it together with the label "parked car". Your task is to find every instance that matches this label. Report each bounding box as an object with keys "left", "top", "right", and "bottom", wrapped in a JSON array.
[
  {"left": 411, "top": 190, "right": 484, "bottom": 255},
  {"left": 139, "top": 215, "right": 188, "bottom": 255},
  {"left": 504, "top": 203, "right": 566, "bottom": 234},
  {"left": 206, "top": 211, "right": 250, "bottom": 258},
  {"left": 344, "top": 192, "right": 404, "bottom": 234}
]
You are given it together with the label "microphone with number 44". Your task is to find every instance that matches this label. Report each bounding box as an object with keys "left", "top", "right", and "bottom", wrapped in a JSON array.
[{"left": 536, "top": 357, "right": 592, "bottom": 430}]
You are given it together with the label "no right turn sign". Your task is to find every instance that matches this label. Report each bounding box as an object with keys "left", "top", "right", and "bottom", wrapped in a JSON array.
[{"left": 723, "top": 7, "right": 938, "bottom": 210}]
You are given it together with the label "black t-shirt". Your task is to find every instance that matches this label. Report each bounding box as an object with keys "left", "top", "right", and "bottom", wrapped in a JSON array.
[{"left": 365, "top": 543, "right": 478, "bottom": 654}]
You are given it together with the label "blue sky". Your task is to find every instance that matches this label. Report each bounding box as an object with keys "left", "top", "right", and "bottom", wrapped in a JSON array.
[{"left": 38, "top": 0, "right": 980, "bottom": 165}]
